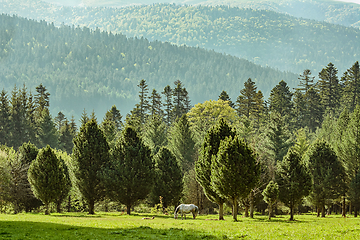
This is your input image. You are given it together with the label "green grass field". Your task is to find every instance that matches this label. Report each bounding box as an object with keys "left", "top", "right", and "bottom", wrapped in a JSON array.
[{"left": 0, "top": 212, "right": 360, "bottom": 239}]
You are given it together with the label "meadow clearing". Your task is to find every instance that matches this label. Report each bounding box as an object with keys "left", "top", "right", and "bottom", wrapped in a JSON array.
[{"left": 0, "top": 212, "right": 359, "bottom": 239}]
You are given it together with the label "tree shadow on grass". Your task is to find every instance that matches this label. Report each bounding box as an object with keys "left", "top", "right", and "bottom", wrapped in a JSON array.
[{"left": 0, "top": 221, "right": 219, "bottom": 239}]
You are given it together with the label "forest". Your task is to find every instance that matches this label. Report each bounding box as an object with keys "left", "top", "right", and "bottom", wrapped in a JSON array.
[
  {"left": 0, "top": 58, "right": 359, "bottom": 220},
  {"left": 0, "top": 13, "right": 297, "bottom": 118},
  {"left": 1, "top": 0, "right": 360, "bottom": 74}
]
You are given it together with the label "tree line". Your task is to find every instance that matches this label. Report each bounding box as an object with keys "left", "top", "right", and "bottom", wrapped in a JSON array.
[{"left": 0, "top": 59, "right": 359, "bottom": 219}]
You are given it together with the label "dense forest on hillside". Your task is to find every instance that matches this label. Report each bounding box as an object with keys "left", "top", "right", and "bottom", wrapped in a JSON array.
[
  {"left": 1, "top": 1, "right": 359, "bottom": 74},
  {"left": 0, "top": 14, "right": 297, "bottom": 118}
]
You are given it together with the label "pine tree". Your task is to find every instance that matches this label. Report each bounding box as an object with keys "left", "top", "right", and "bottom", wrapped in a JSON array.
[
  {"left": 211, "top": 135, "right": 260, "bottom": 221},
  {"left": 262, "top": 180, "right": 279, "bottom": 220},
  {"left": 149, "top": 89, "right": 163, "bottom": 118},
  {"left": 318, "top": 62, "right": 341, "bottom": 114},
  {"left": 103, "top": 126, "right": 154, "bottom": 215},
  {"left": 172, "top": 80, "right": 191, "bottom": 121},
  {"left": 72, "top": 119, "right": 110, "bottom": 214},
  {"left": 195, "top": 118, "right": 236, "bottom": 220},
  {"left": 9, "top": 86, "right": 27, "bottom": 149},
  {"left": 54, "top": 112, "right": 66, "bottom": 131},
  {"left": 304, "top": 87, "right": 323, "bottom": 132},
  {"left": 341, "top": 61, "right": 360, "bottom": 112},
  {"left": 28, "top": 145, "right": 71, "bottom": 215},
  {"left": 162, "top": 85, "right": 173, "bottom": 126},
  {"left": 306, "top": 139, "right": 347, "bottom": 217},
  {"left": 38, "top": 109, "right": 59, "bottom": 149},
  {"left": 169, "top": 114, "right": 196, "bottom": 173},
  {"left": 218, "top": 90, "right": 234, "bottom": 108},
  {"left": 104, "top": 105, "right": 122, "bottom": 132},
  {"left": 34, "top": 83, "right": 50, "bottom": 119},
  {"left": 142, "top": 115, "right": 168, "bottom": 155},
  {"left": 80, "top": 109, "right": 89, "bottom": 126},
  {"left": 59, "top": 120, "right": 74, "bottom": 154},
  {"left": 137, "top": 79, "right": 150, "bottom": 124},
  {"left": 296, "top": 69, "right": 315, "bottom": 94},
  {"left": 0, "top": 90, "right": 11, "bottom": 146},
  {"left": 349, "top": 170, "right": 360, "bottom": 217},
  {"left": 276, "top": 148, "right": 311, "bottom": 221},
  {"left": 151, "top": 147, "right": 183, "bottom": 209},
  {"left": 269, "top": 80, "right": 294, "bottom": 127}
]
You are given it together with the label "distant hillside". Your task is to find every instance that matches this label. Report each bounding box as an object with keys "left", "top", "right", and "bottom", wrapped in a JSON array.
[
  {"left": 0, "top": 14, "right": 297, "bottom": 119},
  {"left": 1, "top": 1, "right": 359, "bottom": 74},
  {"left": 38, "top": 0, "right": 360, "bottom": 28}
]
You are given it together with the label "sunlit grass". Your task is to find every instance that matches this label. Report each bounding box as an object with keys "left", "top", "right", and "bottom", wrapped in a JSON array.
[{"left": 1, "top": 212, "right": 360, "bottom": 239}]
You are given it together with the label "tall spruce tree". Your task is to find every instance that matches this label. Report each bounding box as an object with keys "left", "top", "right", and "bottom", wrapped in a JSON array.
[
  {"left": 28, "top": 145, "right": 71, "bottom": 215},
  {"left": 341, "top": 61, "right": 360, "bottom": 112},
  {"left": 149, "top": 89, "right": 163, "bottom": 118},
  {"left": 306, "top": 139, "right": 347, "bottom": 217},
  {"left": 72, "top": 119, "right": 110, "bottom": 214},
  {"left": 169, "top": 114, "right": 196, "bottom": 173},
  {"left": 269, "top": 80, "right": 293, "bottom": 119},
  {"left": 103, "top": 126, "right": 154, "bottom": 215},
  {"left": 142, "top": 115, "right": 168, "bottom": 155},
  {"left": 0, "top": 90, "right": 11, "bottom": 146},
  {"left": 38, "top": 109, "right": 59, "bottom": 149},
  {"left": 218, "top": 90, "right": 234, "bottom": 108},
  {"left": 162, "top": 85, "right": 173, "bottom": 126},
  {"left": 195, "top": 118, "right": 236, "bottom": 220},
  {"left": 349, "top": 170, "right": 360, "bottom": 217},
  {"left": 151, "top": 147, "right": 183, "bottom": 209},
  {"left": 59, "top": 120, "right": 74, "bottom": 154},
  {"left": 211, "top": 135, "right": 260, "bottom": 221},
  {"left": 10, "top": 86, "right": 27, "bottom": 149},
  {"left": 172, "top": 80, "right": 191, "bottom": 121},
  {"left": 135, "top": 79, "right": 150, "bottom": 124},
  {"left": 34, "top": 84, "right": 50, "bottom": 119},
  {"left": 318, "top": 62, "right": 341, "bottom": 114},
  {"left": 276, "top": 148, "right": 311, "bottom": 221},
  {"left": 104, "top": 105, "right": 122, "bottom": 132},
  {"left": 296, "top": 69, "right": 315, "bottom": 94}
]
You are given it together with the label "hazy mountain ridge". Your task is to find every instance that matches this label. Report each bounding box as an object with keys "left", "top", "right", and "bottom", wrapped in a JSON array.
[
  {"left": 0, "top": 14, "right": 297, "bottom": 119},
  {"left": 1, "top": 1, "right": 359, "bottom": 74}
]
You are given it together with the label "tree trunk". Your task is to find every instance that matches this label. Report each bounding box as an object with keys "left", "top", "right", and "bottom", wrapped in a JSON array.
[
  {"left": 244, "top": 205, "right": 249, "bottom": 217},
  {"left": 88, "top": 200, "right": 95, "bottom": 214},
  {"left": 45, "top": 203, "right": 50, "bottom": 215},
  {"left": 289, "top": 206, "right": 294, "bottom": 221},
  {"left": 67, "top": 195, "right": 71, "bottom": 212},
  {"left": 268, "top": 203, "right": 272, "bottom": 220},
  {"left": 317, "top": 207, "right": 320, "bottom": 217},
  {"left": 342, "top": 196, "right": 346, "bottom": 217},
  {"left": 355, "top": 207, "right": 358, "bottom": 217},
  {"left": 233, "top": 199, "right": 238, "bottom": 222},
  {"left": 349, "top": 202, "right": 352, "bottom": 215},
  {"left": 321, "top": 205, "right": 325, "bottom": 218},
  {"left": 218, "top": 202, "right": 224, "bottom": 220},
  {"left": 249, "top": 191, "right": 254, "bottom": 218},
  {"left": 127, "top": 204, "right": 131, "bottom": 215},
  {"left": 56, "top": 201, "right": 61, "bottom": 213}
]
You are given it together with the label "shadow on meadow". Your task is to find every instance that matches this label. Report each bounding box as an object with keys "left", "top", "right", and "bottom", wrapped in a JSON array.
[{"left": 0, "top": 220, "right": 218, "bottom": 239}]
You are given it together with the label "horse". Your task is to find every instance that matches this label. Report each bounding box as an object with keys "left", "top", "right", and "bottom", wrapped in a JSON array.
[{"left": 174, "top": 204, "right": 199, "bottom": 220}]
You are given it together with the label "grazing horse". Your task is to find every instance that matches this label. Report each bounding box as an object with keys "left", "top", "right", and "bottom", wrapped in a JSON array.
[{"left": 174, "top": 204, "right": 199, "bottom": 220}]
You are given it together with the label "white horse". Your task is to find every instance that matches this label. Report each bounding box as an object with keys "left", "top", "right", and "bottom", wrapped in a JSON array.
[{"left": 174, "top": 204, "right": 199, "bottom": 220}]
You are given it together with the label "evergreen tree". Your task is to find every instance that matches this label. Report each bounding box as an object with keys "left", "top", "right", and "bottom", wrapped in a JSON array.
[
  {"left": 306, "top": 139, "right": 347, "bottom": 217},
  {"left": 151, "top": 147, "right": 183, "bottom": 209},
  {"left": 34, "top": 83, "right": 50, "bottom": 119},
  {"left": 292, "top": 128, "right": 310, "bottom": 157},
  {"left": 211, "top": 135, "right": 260, "bottom": 221},
  {"left": 296, "top": 69, "right": 315, "bottom": 94},
  {"left": 80, "top": 109, "right": 89, "bottom": 126},
  {"left": 137, "top": 79, "right": 150, "bottom": 124},
  {"left": 0, "top": 90, "right": 11, "bottom": 146},
  {"left": 72, "top": 119, "right": 110, "bottom": 214},
  {"left": 54, "top": 112, "right": 66, "bottom": 131},
  {"left": 341, "top": 61, "right": 360, "bottom": 112},
  {"left": 269, "top": 80, "right": 293, "bottom": 120},
  {"left": 276, "top": 148, "right": 311, "bottom": 221},
  {"left": 100, "top": 118, "right": 117, "bottom": 150},
  {"left": 59, "top": 120, "right": 74, "bottom": 154},
  {"left": 218, "top": 90, "right": 234, "bottom": 108},
  {"left": 304, "top": 87, "right": 323, "bottom": 132},
  {"left": 9, "top": 86, "right": 27, "bottom": 149},
  {"left": 142, "top": 115, "right": 168, "bottom": 155},
  {"left": 195, "top": 118, "right": 236, "bottom": 220},
  {"left": 168, "top": 114, "right": 196, "bottom": 173},
  {"left": 104, "top": 105, "right": 122, "bottom": 132},
  {"left": 103, "top": 126, "right": 154, "bottom": 215},
  {"left": 38, "top": 109, "right": 59, "bottom": 149},
  {"left": 318, "top": 62, "right": 341, "bottom": 114},
  {"left": 149, "top": 89, "right": 163, "bottom": 118},
  {"left": 162, "top": 85, "right": 173, "bottom": 126},
  {"left": 262, "top": 180, "right": 279, "bottom": 220},
  {"left": 172, "top": 80, "right": 191, "bottom": 121},
  {"left": 26, "top": 92, "right": 38, "bottom": 146},
  {"left": 28, "top": 145, "right": 71, "bottom": 215},
  {"left": 349, "top": 170, "right": 360, "bottom": 217}
]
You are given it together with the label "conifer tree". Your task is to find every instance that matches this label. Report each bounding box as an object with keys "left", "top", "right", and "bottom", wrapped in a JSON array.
[
  {"left": 38, "top": 109, "right": 59, "bottom": 149},
  {"left": 59, "top": 120, "right": 74, "bottom": 154},
  {"left": 211, "top": 135, "right": 260, "bottom": 221},
  {"left": 304, "top": 87, "right": 323, "bottom": 132},
  {"left": 306, "top": 139, "right": 347, "bottom": 217},
  {"left": 10, "top": 86, "right": 27, "bottom": 149},
  {"left": 142, "top": 115, "right": 168, "bottom": 155},
  {"left": 162, "top": 85, "right": 173, "bottom": 125},
  {"left": 262, "top": 180, "right": 279, "bottom": 220},
  {"left": 318, "top": 63, "right": 341, "bottom": 114},
  {"left": 151, "top": 147, "right": 183, "bottom": 209},
  {"left": 349, "top": 170, "right": 360, "bottom": 217},
  {"left": 104, "top": 105, "right": 122, "bottom": 131},
  {"left": 195, "top": 118, "right": 236, "bottom": 220},
  {"left": 276, "top": 148, "right": 311, "bottom": 221},
  {"left": 72, "top": 119, "right": 110, "bottom": 214},
  {"left": 34, "top": 84, "right": 50, "bottom": 119},
  {"left": 296, "top": 69, "right": 315, "bottom": 94},
  {"left": 269, "top": 80, "right": 293, "bottom": 119},
  {"left": 218, "top": 90, "right": 234, "bottom": 108},
  {"left": 169, "top": 114, "right": 196, "bottom": 173},
  {"left": 103, "top": 126, "right": 154, "bottom": 215},
  {"left": 0, "top": 90, "right": 11, "bottom": 146},
  {"left": 54, "top": 112, "right": 66, "bottom": 131},
  {"left": 341, "top": 61, "right": 360, "bottom": 112},
  {"left": 80, "top": 109, "right": 89, "bottom": 126},
  {"left": 172, "top": 80, "right": 191, "bottom": 121},
  {"left": 28, "top": 145, "right": 71, "bottom": 215},
  {"left": 137, "top": 79, "right": 150, "bottom": 124},
  {"left": 149, "top": 89, "right": 163, "bottom": 117}
]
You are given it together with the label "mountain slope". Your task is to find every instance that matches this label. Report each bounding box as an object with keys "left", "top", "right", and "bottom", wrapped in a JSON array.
[{"left": 0, "top": 14, "right": 297, "bottom": 118}]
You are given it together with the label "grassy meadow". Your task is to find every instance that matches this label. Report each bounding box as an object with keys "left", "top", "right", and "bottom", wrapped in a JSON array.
[{"left": 1, "top": 212, "right": 360, "bottom": 239}]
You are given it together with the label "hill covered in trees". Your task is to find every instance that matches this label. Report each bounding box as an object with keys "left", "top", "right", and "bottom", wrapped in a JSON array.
[
  {"left": 1, "top": 0, "right": 359, "bottom": 74},
  {"left": 0, "top": 14, "right": 297, "bottom": 118}
]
